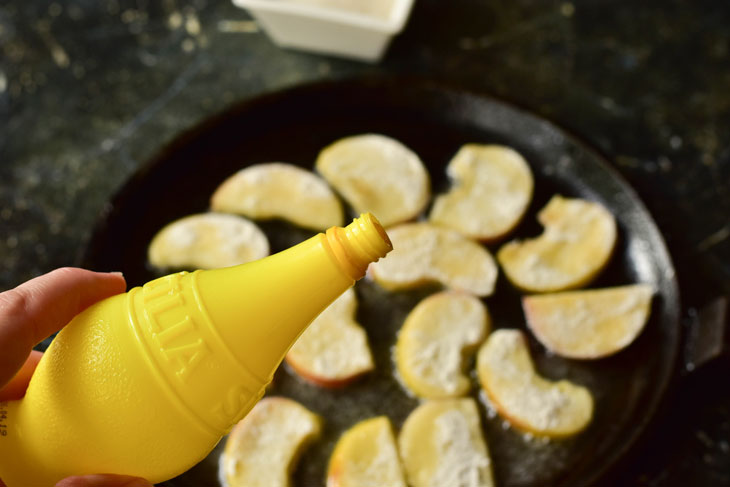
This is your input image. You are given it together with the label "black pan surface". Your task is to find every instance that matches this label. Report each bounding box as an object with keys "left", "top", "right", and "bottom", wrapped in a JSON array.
[{"left": 83, "top": 77, "right": 680, "bottom": 487}]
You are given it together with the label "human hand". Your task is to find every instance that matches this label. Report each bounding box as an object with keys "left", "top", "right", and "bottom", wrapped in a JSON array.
[{"left": 0, "top": 268, "right": 154, "bottom": 487}]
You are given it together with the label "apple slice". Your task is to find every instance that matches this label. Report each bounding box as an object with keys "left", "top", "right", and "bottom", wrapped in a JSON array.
[
  {"left": 315, "top": 134, "right": 430, "bottom": 227},
  {"left": 148, "top": 213, "right": 269, "bottom": 270},
  {"left": 497, "top": 195, "right": 617, "bottom": 293},
  {"left": 286, "top": 288, "right": 374, "bottom": 388},
  {"left": 211, "top": 162, "right": 344, "bottom": 231},
  {"left": 476, "top": 329, "right": 593, "bottom": 438},
  {"left": 396, "top": 292, "right": 489, "bottom": 398},
  {"left": 523, "top": 284, "right": 654, "bottom": 359},
  {"left": 327, "top": 416, "right": 407, "bottom": 487},
  {"left": 398, "top": 398, "right": 495, "bottom": 487},
  {"left": 369, "top": 223, "right": 498, "bottom": 297},
  {"left": 429, "top": 144, "right": 534, "bottom": 242},
  {"left": 220, "top": 397, "right": 322, "bottom": 487}
]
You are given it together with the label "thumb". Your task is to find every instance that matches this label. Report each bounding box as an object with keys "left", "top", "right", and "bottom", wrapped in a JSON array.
[{"left": 55, "top": 474, "right": 154, "bottom": 487}]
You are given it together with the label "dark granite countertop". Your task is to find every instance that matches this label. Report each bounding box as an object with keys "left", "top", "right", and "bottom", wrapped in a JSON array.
[{"left": 1, "top": 0, "right": 729, "bottom": 485}]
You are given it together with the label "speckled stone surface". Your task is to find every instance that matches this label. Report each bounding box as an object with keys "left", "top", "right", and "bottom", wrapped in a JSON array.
[{"left": 1, "top": 0, "right": 728, "bottom": 485}]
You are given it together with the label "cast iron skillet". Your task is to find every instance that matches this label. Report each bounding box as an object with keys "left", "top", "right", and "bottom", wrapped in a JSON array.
[{"left": 82, "top": 77, "right": 681, "bottom": 487}]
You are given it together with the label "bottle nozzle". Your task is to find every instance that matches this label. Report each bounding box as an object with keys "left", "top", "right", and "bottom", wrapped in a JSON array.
[{"left": 326, "top": 213, "right": 393, "bottom": 280}]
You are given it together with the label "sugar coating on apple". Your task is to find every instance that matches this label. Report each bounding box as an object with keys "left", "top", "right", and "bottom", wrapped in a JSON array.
[
  {"left": 286, "top": 288, "right": 374, "bottom": 387},
  {"left": 220, "top": 397, "right": 322, "bottom": 487},
  {"left": 327, "top": 416, "right": 407, "bottom": 487},
  {"left": 429, "top": 144, "right": 534, "bottom": 242},
  {"left": 315, "top": 134, "right": 430, "bottom": 227},
  {"left": 369, "top": 223, "right": 498, "bottom": 297},
  {"left": 398, "top": 398, "right": 495, "bottom": 487},
  {"left": 476, "top": 329, "right": 594, "bottom": 438},
  {"left": 211, "top": 162, "right": 344, "bottom": 231},
  {"left": 396, "top": 292, "right": 490, "bottom": 399},
  {"left": 148, "top": 212, "right": 269, "bottom": 270},
  {"left": 497, "top": 195, "right": 617, "bottom": 293},
  {"left": 523, "top": 284, "right": 654, "bottom": 359}
]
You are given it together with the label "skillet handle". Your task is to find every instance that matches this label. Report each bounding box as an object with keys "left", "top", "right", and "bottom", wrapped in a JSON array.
[{"left": 683, "top": 296, "right": 730, "bottom": 374}]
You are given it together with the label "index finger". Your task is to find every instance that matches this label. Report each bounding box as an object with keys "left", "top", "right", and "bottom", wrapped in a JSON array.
[{"left": 0, "top": 268, "right": 126, "bottom": 388}]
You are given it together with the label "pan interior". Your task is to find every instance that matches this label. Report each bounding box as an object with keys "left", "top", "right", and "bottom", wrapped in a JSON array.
[{"left": 83, "top": 78, "right": 680, "bottom": 487}]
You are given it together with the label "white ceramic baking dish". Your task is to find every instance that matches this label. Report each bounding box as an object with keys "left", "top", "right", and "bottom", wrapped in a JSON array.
[{"left": 231, "top": 0, "right": 416, "bottom": 62}]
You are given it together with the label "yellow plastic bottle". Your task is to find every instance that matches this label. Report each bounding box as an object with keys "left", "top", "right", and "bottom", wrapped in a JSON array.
[{"left": 0, "top": 213, "right": 392, "bottom": 487}]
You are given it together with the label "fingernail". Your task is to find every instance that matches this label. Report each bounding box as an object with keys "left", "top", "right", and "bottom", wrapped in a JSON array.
[{"left": 109, "top": 272, "right": 124, "bottom": 277}]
